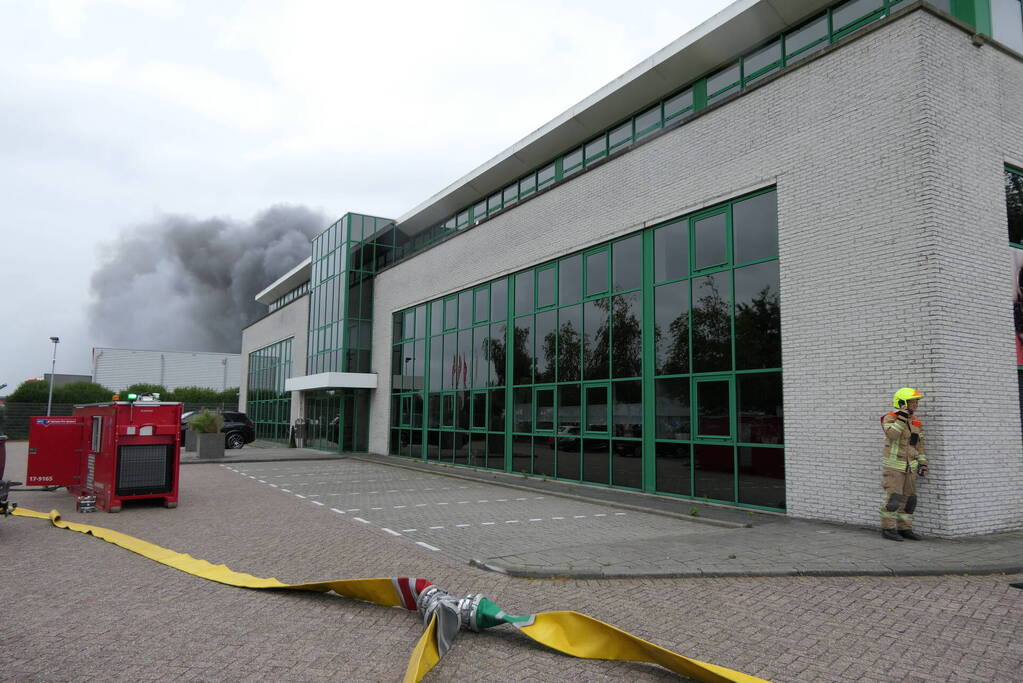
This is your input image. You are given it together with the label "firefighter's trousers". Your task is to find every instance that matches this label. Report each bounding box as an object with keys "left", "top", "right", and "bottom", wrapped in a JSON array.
[{"left": 880, "top": 468, "right": 918, "bottom": 530}]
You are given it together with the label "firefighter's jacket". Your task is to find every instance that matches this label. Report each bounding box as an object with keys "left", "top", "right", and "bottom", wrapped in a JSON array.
[{"left": 881, "top": 412, "right": 926, "bottom": 472}]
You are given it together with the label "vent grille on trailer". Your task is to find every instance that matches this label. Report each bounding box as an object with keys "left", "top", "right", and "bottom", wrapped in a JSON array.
[{"left": 116, "top": 445, "right": 171, "bottom": 496}]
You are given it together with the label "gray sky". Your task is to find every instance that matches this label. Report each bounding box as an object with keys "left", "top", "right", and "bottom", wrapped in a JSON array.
[{"left": 0, "top": 0, "right": 733, "bottom": 391}]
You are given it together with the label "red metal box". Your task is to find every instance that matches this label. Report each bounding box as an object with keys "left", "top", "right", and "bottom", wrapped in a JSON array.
[{"left": 27, "top": 401, "right": 182, "bottom": 512}]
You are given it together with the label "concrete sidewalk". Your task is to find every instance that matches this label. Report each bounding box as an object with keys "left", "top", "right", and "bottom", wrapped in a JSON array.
[{"left": 169, "top": 443, "right": 1023, "bottom": 580}]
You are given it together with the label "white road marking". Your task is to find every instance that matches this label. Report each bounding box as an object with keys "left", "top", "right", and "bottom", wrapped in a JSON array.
[
  {"left": 312, "top": 501, "right": 325, "bottom": 506},
  {"left": 353, "top": 517, "right": 369, "bottom": 524},
  {"left": 382, "top": 528, "right": 401, "bottom": 536},
  {"left": 505, "top": 520, "right": 520, "bottom": 524},
  {"left": 594, "top": 513, "right": 606, "bottom": 517},
  {"left": 496, "top": 499, "right": 507, "bottom": 502},
  {"left": 456, "top": 524, "right": 470, "bottom": 528},
  {"left": 456, "top": 501, "right": 469, "bottom": 504},
  {"left": 257, "top": 480, "right": 266, "bottom": 483},
  {"left": 481, "top": 522, "right": 495, "bottom": 525},
  {"left": 269, "top": 484, "right": 279, "bottom": 488},
  {"left": 477, "top": 500, "right": 489, "bottom": 503},
  {"left": 295, "top": 494, "right": 307, "bottom": 499},
  {"left": 437, "top": 502, "right": 448, "bottom": 505},
  {"left": 429, "top": 526, "right": 445, "bottom": 530},
  {"left": 402, "top": 529, "right": 417, "bottom": 532},
  {"left": 552, "top": 516, "right": 565, "bottom": 520},
  {"left": 371, "top": 507, "right": 383, "bottom": 510},
  {"left": 529, "top": 518, "right": 543, "bottom": 522},
  {"left": 394, "top": 505, "right": 407, "bottom": 509},
  {"left": 281, "top": 489, "right": 292, "bottom": 493},
  {"left": 574, "top": 515, "right": 586, "bottom": 518},
  {"left": 346, "top": 509, "right": 360, "bottom": 512},
  {"left": 614, "top": 512, "right": 627, "bottom": 516},
  {"left": 416, "top": 542, "right": 440, "bottom": 551},
  {"left": 330, "top": 508, "right": 345, "bottom": 514}
]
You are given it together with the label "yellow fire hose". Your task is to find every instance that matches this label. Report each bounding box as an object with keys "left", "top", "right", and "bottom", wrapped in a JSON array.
[{"left": 13, "top": 507, "right": 769, "bottom": 683}]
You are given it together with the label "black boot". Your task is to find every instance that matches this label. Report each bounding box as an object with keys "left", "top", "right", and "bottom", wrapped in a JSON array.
[
  {"left": 898, "top": 529, "right": 923, "bottom": 541},
  {"left": 881, "top": 528, "right": 903, "bottom": 541}
]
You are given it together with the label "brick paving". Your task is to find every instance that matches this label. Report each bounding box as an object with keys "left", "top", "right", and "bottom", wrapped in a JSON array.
[{"left": 3, "top": 442, "right": 1022, "bottom": 682}]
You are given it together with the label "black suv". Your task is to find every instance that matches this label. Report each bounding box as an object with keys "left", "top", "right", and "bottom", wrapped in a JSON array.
[{"left": 181, "top": 410, "right": 255, "bottom": 449}]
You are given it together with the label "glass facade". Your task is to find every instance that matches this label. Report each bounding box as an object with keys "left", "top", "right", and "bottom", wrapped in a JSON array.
[
  {"left": 268, "top": 282, "right": 310, "bottom": 312},
  {"left": 391, "top": 189, "right": 784, "bottom": 510},
  {"left": 993, "top": 0, "right": 1023, "bottom": 52},
  {"left": 246, "top": 338, "right": 293, "bottom": 443},
  {"left": 343, "top": 1, "right": 972, "bottom": 279},
  {"left": 1005, "top": 167, "right": 1023, "bottom": 438},
  {"left": 306, "top": 212, "right": 395, "bottom": 452}
]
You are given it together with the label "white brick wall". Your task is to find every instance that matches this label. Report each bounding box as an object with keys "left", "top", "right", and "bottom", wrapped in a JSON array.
[
  {"left": 369, "top": 8, "right": 1023, "bottom": 536},
  {"left": 239, "top": 295, "right": 309, "bottom": 424}
]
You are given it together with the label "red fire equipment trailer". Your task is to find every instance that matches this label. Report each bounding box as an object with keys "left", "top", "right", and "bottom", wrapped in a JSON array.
[{"left": 26, "top": 399, "right": 182, "bottom": 512}]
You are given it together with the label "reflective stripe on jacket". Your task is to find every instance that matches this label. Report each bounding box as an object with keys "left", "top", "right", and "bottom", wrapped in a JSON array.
[{"left": 881, "top": 412, "right": 926, "bottom": 472}]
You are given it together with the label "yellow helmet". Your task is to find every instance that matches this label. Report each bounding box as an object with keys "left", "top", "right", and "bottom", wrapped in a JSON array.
[{"left": 892, "top": 387, "right": 922, "bottom": 409}]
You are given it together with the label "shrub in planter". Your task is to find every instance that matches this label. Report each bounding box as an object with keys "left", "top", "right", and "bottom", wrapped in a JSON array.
[{"left": 189, "top": 410, "right": 224, "bottom": 459}]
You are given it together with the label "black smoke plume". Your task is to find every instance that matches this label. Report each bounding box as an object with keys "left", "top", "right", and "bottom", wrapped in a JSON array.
[{"left": 89, "top": 204, "right": 326, "bottom": 353}]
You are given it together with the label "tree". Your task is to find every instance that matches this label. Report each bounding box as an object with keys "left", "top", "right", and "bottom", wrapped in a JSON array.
[
  {"left": 6, "top": 379, "right": 51, "bottom": 403},
  {"left": 169, "top": 386, "right": 222, "bottom": 403},
  {"left": 125, "top": 383, "right": 169, "bottom": 397},
  {"left": 6, "top": 380, "right": 114, "bottom": 404}
]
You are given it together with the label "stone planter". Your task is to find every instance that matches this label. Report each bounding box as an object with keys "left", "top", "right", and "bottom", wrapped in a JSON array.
[
  {"left": 184, "top": 429, "right": 197, "bottom": 452},
  {"left": 196, "top": 432, "right": 224, "bottom": 459}
]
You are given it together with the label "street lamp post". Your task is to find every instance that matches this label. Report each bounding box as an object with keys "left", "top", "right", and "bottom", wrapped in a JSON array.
[{"left": 46, "top": 336, "right": 60, "bottom": 416}]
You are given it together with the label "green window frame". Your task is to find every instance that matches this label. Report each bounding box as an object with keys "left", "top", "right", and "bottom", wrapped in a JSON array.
[
  {"left": 536, "top": 264, "right": 557, "bottom": 309},
  {"left": 706, "top": 62, "right": 741, "bottom": 105},
  {"left": 691, "top": 207, "right": 731, "bottom": 273},
  {"left": 582, "top": 382, "right": 610, "bottom": 436},
  {"left": 534, "top": 386, "right": 556, "bottom": 433},
  {"left": 830, "top": 0, "right": 886, "bottom": 39},
  {"left": 634, "top": 104, "right": 662, "bottom": 140},
  {"left": 584, "top": 135, "right": 608, "bottom": 164},
  {"left": 663, "top": 87, "right": 694, "bottom": 122},
  {"left": 537, "top": 163, "right": 557, "bottom": 189},
  {"left": 608, "top": 120, "right": 633, "bottom": 152},
  {"left": 473, "top": 285, "right": 490, "bottom": 324},
  {"left": 584, "top": 247, "right": 610, "bottom": 298},
  {"left": 742, "top": 38, "right": 783, "bottom": 86},
  {"left": 695, "top": 376, "right": 734, "bottom": 441}
]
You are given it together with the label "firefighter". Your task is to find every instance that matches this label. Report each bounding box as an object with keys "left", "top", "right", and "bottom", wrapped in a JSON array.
[{"left": 879, "top": 387, "right": 927, "bottom": 541}]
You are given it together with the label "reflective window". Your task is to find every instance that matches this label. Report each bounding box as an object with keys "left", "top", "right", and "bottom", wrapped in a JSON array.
[
  {"left": 634, "top": 104, "right": 662, "bottom": 138},
  {"left": 535, "top": 388, "right": 555, "bottom": 433},
  {"left": 584, "top": 135, "right": 608, "bottom": 163},
  {"left": 515, "top": 271, "right": 534, "bottom": 315},
  {"left": 692, "top": 272, "right": 732, "bottom": 373},
  {"left": 584, "top": 385, "right": 608, "bottom": 433},
  {"left": 537, "top": 265, "right": 556, "bottom": 308},
  {"left": 611, "top": 292, "right": 642, "bottom": 378},
  {"left": 472, "top": 201, "right": 486, "bottom": 221},
  {"left": 583, "top": 300, "right": 610, "bottom": 380},
  {"left": 458, "top": 290, "right": 473, "bottom": 329},
  {"left": 831, "top": 0, "right": 884, "bottom": 32},
  {"left": 582, "top": 439, "right": 609, "bottom": 484},
  {"left": 664, "top": 88, "right": 694, "bottom": 120},
  {"left": 1007, "top": 169, "right": 1023, "bottom": 246},
  {"left": 993, "top": 0, "right": 1023, "bottom": 52},
  {"left": 613, "top": 380, "right": 642, "bottom": 438},
  {"left": 487, "top": 192, "right": 502, "bottom": 213},
  {"left": 734, "top": 261, "right": 781, "bottom": 370},
  {"left": 733, "top": 191, "right": 779, "bottom": 263},
  {"left": 608, "top": 121, "right": 632, "bottom": 150},
  {"left": 444, "top": 297, "right": 457, "bottom": 331},
  {"left": 513, "top": 388, "right": 532, "bottom": 432},
  {"left": 538, "top": 163, "right": 556, "bottom": 187},
  {"left": 585, "top": 250, "right": 609, "bottom": 297},
  {"left": 694, "top": 213, "right": 728, "bottom": 270},
  {"left": 656, "top": 442, "right": 691, "bottom": 495},
  {"left": 474, "top": 286, "right": 489, "bottom": 324},
  {"left": 707, "top": 62, "right": 740, "bottom": 100},
  {"left": 519, "top": 174, "right": 537, "bottom": 197},
  {"left": 655, "top": 280, "right": 690, "bottom": 375},
  {"left": 563, "top": 147, "right": 583, "bottom": 176},
  {"left": 655, "top": 377, "right": 690, "bottom": 440},
  {"left": 558, "top": 305, "right": 582, "bottom": 382},
  {"left": 491, "top": 278, "right": 508, "bottom": 321},
  {"left": 559, "top": 254, "right": 583, "bottom": 304},
  {"left": 694, "top": 445, "right": 734, "bottom": 501},
  {"left": 744, "top": 39, "right": 782, "bottom": 78},
  {"left": 612, "top": 235, "right": 642, "bottom": 292},
  {"left": 785, "top": 15, "right": 828, "bottom": 59},
  {"left": 654, "top": 219, "right": 689, "bottom": 283},
  {"left": 738, "top": 447, "right": 785, "bottom": 508},
  {"left": 738, "top": 372, "right": 784, "bottom": 445},
  {"left": 697, "top": 380, "right": 731, "bottom": 437},
  {"left": 503, "top": 183, "right": 518, "bottom": 206},
  {"left": 514, "top": 316, "right": 533, "bottom": 385},
  {"left": 534, "top": 309, "right": 557, "bottom": 383}
]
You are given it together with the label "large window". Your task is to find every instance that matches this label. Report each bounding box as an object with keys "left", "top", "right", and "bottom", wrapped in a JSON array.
[
  {"left": 247, "top": 338, "right": 293, "bottom": 443},
  {"left": 391, "top": 189, "right": 783, "bottom": 510},
  {"left": 1006, "top": 168, "right": 1023, "bottom": 437}
]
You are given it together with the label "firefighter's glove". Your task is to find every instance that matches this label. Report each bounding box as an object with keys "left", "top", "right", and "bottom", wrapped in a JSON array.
[
  {"left": 917, "top": 464, "right": 928, "bottom": 477},
  {"left": 908, "top": 433, "right": 920, "bottom": 446}
]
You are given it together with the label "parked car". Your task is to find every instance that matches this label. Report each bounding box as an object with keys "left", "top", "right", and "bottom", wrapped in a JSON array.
[{"left": 181, "top": 410, "right": 255, "bottom": 449}]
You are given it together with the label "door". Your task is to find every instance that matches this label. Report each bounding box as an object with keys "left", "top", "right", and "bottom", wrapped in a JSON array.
[{"left": 27, "top": 416, "right": 86, "bottom": 487}]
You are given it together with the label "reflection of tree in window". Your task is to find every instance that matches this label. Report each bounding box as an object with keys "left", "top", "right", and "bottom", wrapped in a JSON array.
[
  {"left": 735, "top": 284, "right": 780, "bottom": 369},
  {"left": 692, "top": 274, "right": 731, "bottom": 372},
  {"left": 611, "top": 293, "right": 642, "bottom": 378},
  {"left": 1005, "top": 170, "right": 1023, "bottom": 245},
  {"left": 584, "top": 299, "right": 610, "bottom": 380},
  {"left": 556, "top": 316, "right": 582, "bottom": 382}
]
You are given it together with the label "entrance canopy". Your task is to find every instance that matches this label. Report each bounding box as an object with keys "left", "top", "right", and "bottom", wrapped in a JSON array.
[{"left": 285, "top": 372, "right": 377, "bottom": 392}]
